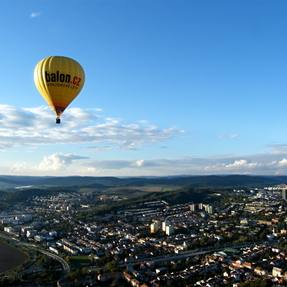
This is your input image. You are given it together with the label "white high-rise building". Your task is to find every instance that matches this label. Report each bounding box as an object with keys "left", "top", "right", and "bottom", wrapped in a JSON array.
[
  {"left": 282, "top": 189, "right": 287, "bottom": 200},
  {"left": 162, "top": 221, "right": 166, "bottom": 232},
  {"left": 150, "top": 221, "right": 161, "bottom": 233},
  {"left": 190, "top": 204, "right": 196, "bottom": 212},
  {"left": 165, "top": 224, "right": 174, "bottom": 236},
  {"left": 205, "top": 205, "right": 213, "bottom": 214}
]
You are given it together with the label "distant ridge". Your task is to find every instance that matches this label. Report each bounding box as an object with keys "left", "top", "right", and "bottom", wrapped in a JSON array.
[
  {"left": 0, "top": 176, "right": 122, "bottom": 189},
  {"left": 0, "top": 175, "right": 286, "bottom": 189}
]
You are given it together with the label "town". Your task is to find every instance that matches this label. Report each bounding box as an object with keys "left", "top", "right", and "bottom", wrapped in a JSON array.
[{"left": 1, "top": 182, "right": 287, "bottom": 286}]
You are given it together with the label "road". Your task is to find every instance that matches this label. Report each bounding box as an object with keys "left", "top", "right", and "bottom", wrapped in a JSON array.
[
  {"left": 121, "top": 242, "right": 262, "bottom": 266},
  {"left": 0, "top": 232, "right": 70, "bottom": 273},
  {"left": 39, "top": 249, "right": 70, "bottom": 273}
]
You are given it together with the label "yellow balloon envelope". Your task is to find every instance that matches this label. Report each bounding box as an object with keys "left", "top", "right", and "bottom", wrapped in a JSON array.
[{"left": 34, "top": 56, "right": 85, "bottom": 123}]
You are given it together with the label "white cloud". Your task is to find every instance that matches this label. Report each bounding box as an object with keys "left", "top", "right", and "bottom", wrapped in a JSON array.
[
  {"left": 38, "top": 153, "right": 88, "bottom": 171},
  {"left": 134, "top": 159, "right": 145, "bottom": 167},
  {"left": 225, "top": 159, "right": 247, "bottom": 168},
  {"left": 30, "top": 12, "right": 42, "bottom": 18},
  {"left": 6, "top": 153, "right": 287, "bottom": 176},
  {"left": 8, "top": 153, "right": 88, "bottom": 175},
  {"left": 0, "top": 105, "right": 181, "bottom": 150},
  {"left": 80, "top": 155, "right": 287, "bottom": 176},
  {"left": 10, "top": 162, "right": 30, "bottom": 173},
  {"left": 225, "top": 159, "right": 257, "bottom": 170},
  {"left": 277, "top": 158, "right": 287, "bottom": 167}
]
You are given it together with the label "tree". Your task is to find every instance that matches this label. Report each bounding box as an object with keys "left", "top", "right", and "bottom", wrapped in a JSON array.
[{"left": 105, "top": 260, "right": 118, "bottom": 272}]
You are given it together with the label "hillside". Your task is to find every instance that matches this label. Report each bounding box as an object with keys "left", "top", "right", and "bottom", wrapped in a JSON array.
[{"left": 0, "top": 175, "right": 286, "bottom": 190}]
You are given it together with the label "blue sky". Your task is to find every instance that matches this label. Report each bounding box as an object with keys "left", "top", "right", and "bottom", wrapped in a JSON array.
[{"left": 1, "top": 0, "right": 287, "bottom": 175}]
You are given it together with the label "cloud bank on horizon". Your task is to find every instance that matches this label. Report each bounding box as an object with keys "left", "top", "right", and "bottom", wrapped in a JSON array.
[
  {"left": 6, "top": 151, "right": 287, "bottom": 177},
  {"left": 1, "top": 105, "right": 287, "bottom": 176}
]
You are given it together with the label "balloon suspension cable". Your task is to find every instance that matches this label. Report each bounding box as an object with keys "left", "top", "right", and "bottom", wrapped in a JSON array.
[{"left": 56, "top": 117, "right": 61, "bottom": 124}]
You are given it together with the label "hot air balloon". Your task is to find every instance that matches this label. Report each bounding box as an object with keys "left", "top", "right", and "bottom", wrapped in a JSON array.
[{"left": 34, "top": 56, "right": 85, "bottom": 124}]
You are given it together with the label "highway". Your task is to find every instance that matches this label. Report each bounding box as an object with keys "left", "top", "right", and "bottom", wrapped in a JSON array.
[
  {"left": 39, "top": 249, "right": 70, "bottom": 273},
  {"left": 121, "top": 242, "right": 262, "bottom": 266},
  {"left": 0, "top": 232, "right": 70, "bottom": 273},
  {"left": 0, "top": 232, "right": 267, "bottom": 273}
]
